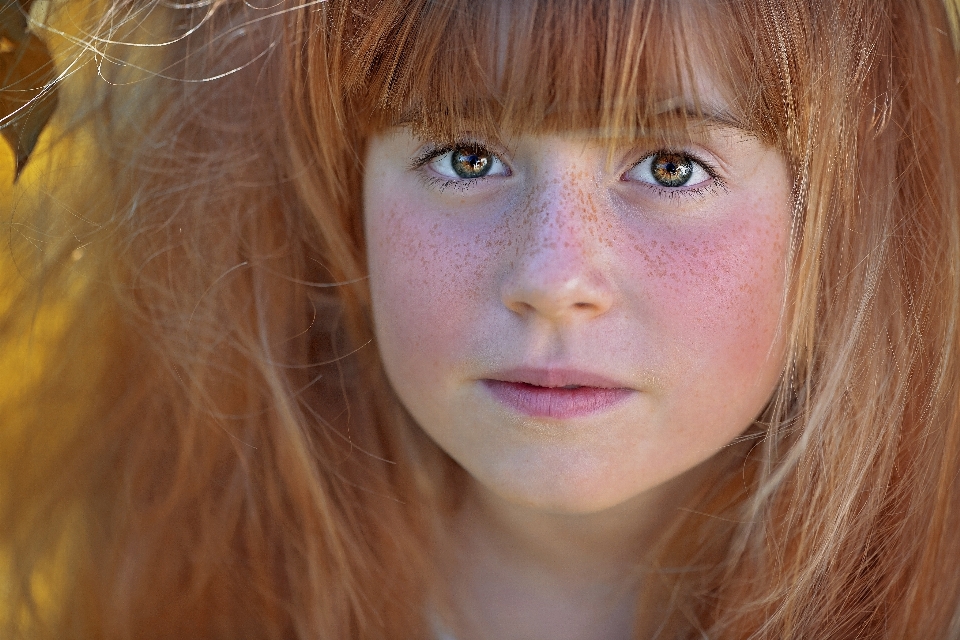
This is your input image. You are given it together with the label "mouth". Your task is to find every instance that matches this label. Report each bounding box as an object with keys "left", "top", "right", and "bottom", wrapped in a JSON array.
[{"left": 482, "top": 368, "right": 635, "bottom": 419}]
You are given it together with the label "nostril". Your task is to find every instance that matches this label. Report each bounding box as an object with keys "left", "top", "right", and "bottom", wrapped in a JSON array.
[{"left": 505, "top": 299, "right": 536, "bottom": 316}]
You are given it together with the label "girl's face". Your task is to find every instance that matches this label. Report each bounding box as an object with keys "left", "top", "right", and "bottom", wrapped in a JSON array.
[{"left": 364, "top": 117, "right": 792, "bottom": 514}]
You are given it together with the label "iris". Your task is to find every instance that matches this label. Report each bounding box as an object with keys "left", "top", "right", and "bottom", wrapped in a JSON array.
[
  {"left": 451, "top": 146, "right": 493, "bottom": 179},
  {"left": 650, "top": 153, "right": 693, "bottom": 187}
]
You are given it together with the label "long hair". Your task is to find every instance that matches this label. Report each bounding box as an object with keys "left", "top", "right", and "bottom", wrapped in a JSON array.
[{"left": 2, "top": 0, "right": 959, "bottom": 638}]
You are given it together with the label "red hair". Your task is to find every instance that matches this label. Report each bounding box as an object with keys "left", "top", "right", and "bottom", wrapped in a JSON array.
[{"left": 2, "top": 0, "right": 960, "bottom": 637}]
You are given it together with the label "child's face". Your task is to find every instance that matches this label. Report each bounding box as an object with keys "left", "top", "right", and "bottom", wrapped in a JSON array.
[{"left": 364, "top": 120, "right": 791, "bottom": 514}]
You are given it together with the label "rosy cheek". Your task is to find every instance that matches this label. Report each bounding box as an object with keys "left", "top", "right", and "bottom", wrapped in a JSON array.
[
  {"left": 369, "top": 205, "right": 496, "bottom": 376},
  {"left": 623, "top": 211, "right": 788, "bottom": 371}
]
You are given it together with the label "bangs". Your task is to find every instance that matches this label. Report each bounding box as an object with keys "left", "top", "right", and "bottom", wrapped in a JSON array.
[{"left": 339, "top": 0, "right": 788, "bottom": 146}]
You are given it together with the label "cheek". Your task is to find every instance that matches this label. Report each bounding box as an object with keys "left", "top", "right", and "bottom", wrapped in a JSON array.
[
  {"left": 366, "top": 204, "right": 496, "bottom": 388},
  {"left": 640, "top": 221, "right": 784, "bottom": 338},
  {"left": 621, "top": 202, "right": 790, "bottom": 419}
]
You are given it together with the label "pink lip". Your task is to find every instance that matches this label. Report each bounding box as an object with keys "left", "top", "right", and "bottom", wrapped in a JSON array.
[{"left": 482, "top": 368, "right": 634, "bottom": 419}]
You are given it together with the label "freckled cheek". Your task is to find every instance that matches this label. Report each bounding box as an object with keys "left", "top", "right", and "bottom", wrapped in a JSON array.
[
  {"left": 366, "top": 206, "right": 499, "bottom": 383},
  {"left": 624, "top": 216, "right": 789, "bottom": 371}
]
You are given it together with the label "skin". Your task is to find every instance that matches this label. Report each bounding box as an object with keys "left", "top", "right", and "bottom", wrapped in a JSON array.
[{"left": 364, "top": 122, "right": 791, "bottom": 639}]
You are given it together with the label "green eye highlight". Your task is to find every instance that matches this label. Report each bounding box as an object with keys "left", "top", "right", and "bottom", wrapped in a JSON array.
[
  {"left": 451, "top": 145, "right": 493, "bottom": 179},
  {"left": 650, "top": 153, "right": 693, "bottom": 187}
]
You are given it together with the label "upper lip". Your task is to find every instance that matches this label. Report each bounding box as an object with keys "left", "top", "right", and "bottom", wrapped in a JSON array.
[{"left": 484, "top": 367, "right": 631, "bottom": 389}]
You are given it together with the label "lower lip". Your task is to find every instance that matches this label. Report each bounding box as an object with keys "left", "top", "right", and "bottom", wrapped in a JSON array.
[{"left": 482, "top": 380, "right": 634, "bottom": 419}]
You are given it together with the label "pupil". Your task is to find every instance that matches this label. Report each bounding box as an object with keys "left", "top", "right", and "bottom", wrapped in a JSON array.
[
  {"left": 651, "top": 153, "right": 693, "bottom": 187},
  {"left": 452, "top": 146, "right": 491, "bottom": 179}
]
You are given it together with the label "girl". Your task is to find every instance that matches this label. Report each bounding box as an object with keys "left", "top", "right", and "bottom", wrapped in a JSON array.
[{"left": 3, "top": 0, "right": 960, "bottom": 638}]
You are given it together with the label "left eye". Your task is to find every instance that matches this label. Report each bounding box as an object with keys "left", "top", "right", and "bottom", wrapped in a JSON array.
[
  {"left": 624, "top": 152, "right": 712, "bottom": 188},
  {"left": 429, "top": 145, "right": 509, "bottom": 180}
]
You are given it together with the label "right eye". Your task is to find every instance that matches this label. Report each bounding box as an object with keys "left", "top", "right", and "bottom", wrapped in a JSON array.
[
  {"left": 428, "top": 145, "right": 509, "bottom": 180},
  {"left": 624, "top": 151, "right": 713, "bottom": 189}
]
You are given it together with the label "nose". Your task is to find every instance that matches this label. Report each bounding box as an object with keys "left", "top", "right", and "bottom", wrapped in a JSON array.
[{"left": 500, "top": 176, "right": 615, "bottom": 324}]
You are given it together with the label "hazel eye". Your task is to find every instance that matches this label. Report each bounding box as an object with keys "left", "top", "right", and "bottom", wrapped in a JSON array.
[
  {"left": 625, "top": 151, "right": 712, "bottom": 188},
  {"left": 429, "top": 145, "right": 508, "bottom": 180}
]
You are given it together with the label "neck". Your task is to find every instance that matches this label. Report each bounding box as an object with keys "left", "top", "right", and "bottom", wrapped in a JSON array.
[{"left": 442, "top": 468, "right": 709, "bottom": 640}]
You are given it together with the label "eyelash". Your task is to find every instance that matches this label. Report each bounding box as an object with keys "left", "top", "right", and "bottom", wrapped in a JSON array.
[
  {"left": 409, "top": 143, "right": 727, "bottom": 199},
  {"left": 420, "top": 174, "right": 477, "bottom": 193},
  {"left": 409, "top": 142, "right": 500, "bottom": 193},
  {"left": 633, "top": 151, "right": 728, "bottom": 201}
]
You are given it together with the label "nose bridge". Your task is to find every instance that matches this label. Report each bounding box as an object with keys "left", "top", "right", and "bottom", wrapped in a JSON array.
[
  {"left": 501, "top": 166, "right": 614, "bottom": 322},
  {"left": 523, "top": 169, "right": 601, "bottom": 257}
]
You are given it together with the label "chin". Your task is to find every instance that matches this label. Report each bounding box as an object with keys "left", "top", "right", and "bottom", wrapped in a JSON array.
[{"left": 479, "top": 465, "right": 659, "bottom": 516}]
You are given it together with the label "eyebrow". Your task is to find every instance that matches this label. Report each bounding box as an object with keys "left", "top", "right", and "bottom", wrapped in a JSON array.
[{"left": 652, "top": 97, "right": 750, "bottom": 132}]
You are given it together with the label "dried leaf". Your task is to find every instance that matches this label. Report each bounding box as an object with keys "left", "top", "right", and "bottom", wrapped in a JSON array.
[{"left": 1, "top": 0, "right": 58, "bottom": 181}]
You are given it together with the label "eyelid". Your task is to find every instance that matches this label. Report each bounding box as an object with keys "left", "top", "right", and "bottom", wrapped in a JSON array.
[
  {"left": 409, "top": 144, "right": 450, "bottom": 170},
  {"left": 623, "top": 149, "right": 721, "bottom": 187},
  {"left": 410, "top": 140, "right": 512, "bottom": 187},
  {"left": 409, "top": 139, "right": 511, "bottom": 171}
]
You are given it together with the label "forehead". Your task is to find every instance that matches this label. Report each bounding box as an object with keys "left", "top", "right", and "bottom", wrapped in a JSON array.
[{"left": 350, "top": 0, "right": 773, "bottom": 144}]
